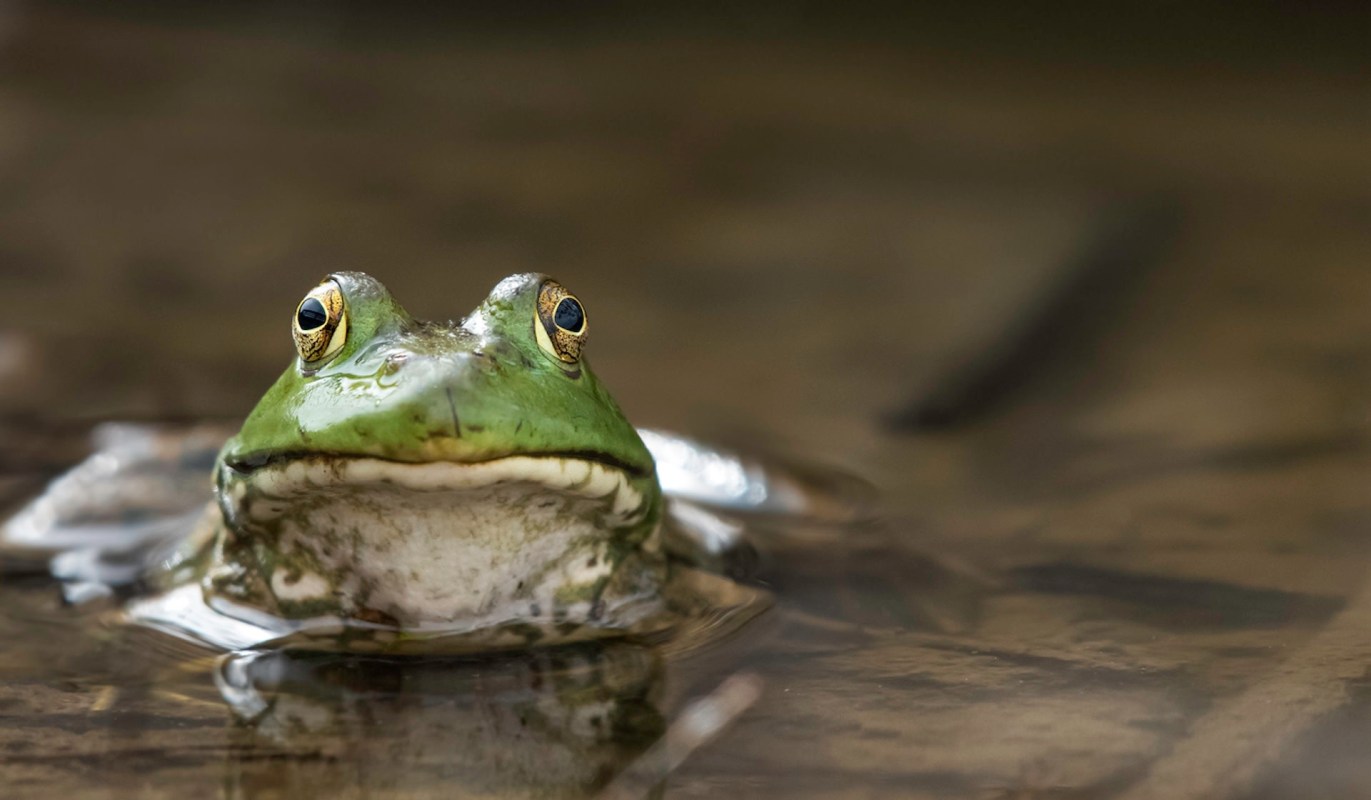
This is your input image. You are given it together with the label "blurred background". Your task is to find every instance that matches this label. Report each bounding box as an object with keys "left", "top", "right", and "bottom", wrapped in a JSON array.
[{"left": 0, "top": 2, "right": 1369, "bottom": 798}]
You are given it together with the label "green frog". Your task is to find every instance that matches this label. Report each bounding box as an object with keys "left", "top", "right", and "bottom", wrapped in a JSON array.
[
  {"left": 3, "top": 272, "right": 793, "bottom": 654},
  {"left": 206, "top": 271, "right": 670, "bottom": 648}
]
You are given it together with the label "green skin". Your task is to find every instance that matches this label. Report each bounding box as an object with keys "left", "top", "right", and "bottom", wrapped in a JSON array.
[{"left": 204, "top": 272, "right": 666, "bottom": 646}]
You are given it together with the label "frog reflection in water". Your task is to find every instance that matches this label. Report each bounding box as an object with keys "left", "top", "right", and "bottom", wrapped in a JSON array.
[
  {"left": 5, "top": 272, "right": 775, "bottom": 653},
  {"left": 217, "top": 646, "right": 669, "bottom": 798}
]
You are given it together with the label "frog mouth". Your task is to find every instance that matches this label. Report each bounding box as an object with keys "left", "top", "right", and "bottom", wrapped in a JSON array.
[
  {"left": 220, "top": 453, "right": 652, "bottom": 527},
  {"left": 224, "top": 449, "right": 649, "bottom": 478}
]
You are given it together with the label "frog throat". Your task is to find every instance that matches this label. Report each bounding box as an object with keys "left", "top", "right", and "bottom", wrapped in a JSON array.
[{"left": 210, "top": 454, "right": 662, "bottom": 629}]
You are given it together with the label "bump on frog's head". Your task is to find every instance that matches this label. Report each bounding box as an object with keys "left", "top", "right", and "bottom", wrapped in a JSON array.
[
  {"left": 290, "top": 272, "right": 413, "bottom": 373},
  {"left": 458, "top": 273, "right": 590, "bottom": 377}
]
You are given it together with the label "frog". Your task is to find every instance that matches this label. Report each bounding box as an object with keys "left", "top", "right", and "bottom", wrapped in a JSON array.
[
  {"left": 2, "top": 271, "right": 795, "bottom": 654},
  {"left": 206, "top": 271, "right": 671, "bottom": 647}
]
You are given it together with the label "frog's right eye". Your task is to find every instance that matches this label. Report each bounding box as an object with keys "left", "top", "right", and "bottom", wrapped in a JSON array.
[{"left": 292, "top": 280, "right": 348, "bottom": 363}]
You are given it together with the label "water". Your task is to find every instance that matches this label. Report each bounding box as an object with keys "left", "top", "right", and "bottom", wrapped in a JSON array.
[
  {"left": 0, "top": 3, "right": 1369, "bottom": 798},
  {"left": 0, "top": 425, "right": 895, "bottom": 797}
]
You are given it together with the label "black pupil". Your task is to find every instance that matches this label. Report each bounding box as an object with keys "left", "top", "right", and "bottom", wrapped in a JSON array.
[
  {"left": 297, "top": 297, "right": 328, "bottom": 331},
  {"left": 554, "top": 298, "right": 583, "bottom": 332}
]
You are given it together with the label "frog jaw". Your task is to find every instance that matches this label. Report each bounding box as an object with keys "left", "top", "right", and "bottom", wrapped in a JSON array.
[{"left": 210, "top": 454, "right": 663, "bottom": 632}]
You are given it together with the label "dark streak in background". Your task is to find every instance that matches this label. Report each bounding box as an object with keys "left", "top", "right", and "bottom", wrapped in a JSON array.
[
  {"left": 1012, "top": 562, "right": 1344, "bottom": 630},
  {"left": 890, "top": 199, "right": 1182, "bottom": 430}
]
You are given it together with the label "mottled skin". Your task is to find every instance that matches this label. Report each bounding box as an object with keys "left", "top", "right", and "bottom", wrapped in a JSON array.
[{"left": 203, "top": 273, "right": 666, "bottom": 647}]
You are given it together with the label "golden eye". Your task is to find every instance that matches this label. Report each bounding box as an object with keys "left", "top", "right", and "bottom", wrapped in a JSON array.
[
  {"left": 292, "top": 280, "right": 347, "bottom": 363},
  {"left": 534, "top": 280, "right": 587, "bottom": 363}
]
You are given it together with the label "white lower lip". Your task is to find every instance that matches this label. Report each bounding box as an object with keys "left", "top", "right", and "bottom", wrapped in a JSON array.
[{"left": 227, "top": 455, "right": 650, "bottom": 526}]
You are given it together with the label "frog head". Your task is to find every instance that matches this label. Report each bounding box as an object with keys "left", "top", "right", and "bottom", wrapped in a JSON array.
[{"left": 208, "top": 272, "right": 665, "bottom": 644}]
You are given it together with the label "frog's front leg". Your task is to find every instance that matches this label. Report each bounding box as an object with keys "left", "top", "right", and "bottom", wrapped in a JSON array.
[{"left": 1, "top": 422, "right": 229, "bottom": 588}]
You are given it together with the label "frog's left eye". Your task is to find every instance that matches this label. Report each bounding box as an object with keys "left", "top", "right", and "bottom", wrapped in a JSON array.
[
  {"left": 534, "top": 280, "right": 588, "bottom": 364},
  {"left": 293, "top": 280, "right": 348, "bottom": 363}
]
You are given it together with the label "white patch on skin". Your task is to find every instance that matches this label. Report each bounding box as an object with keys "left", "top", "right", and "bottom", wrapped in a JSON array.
[
  {"left": 219, "top": 455, "right": 658, "bottom": 629},
  {"left": 271, "top": 569, "right": 331, "bottom": 601},
  {"left": 227, "top": 479, "right": 248, "bottom": 506}
]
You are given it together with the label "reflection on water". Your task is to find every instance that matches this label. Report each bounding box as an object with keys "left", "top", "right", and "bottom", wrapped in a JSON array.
[
  {"left": 216, "top": 647, "right": 667, "bottom": 798},
  {"left": 214, "top": 647, "right": 763, "bottom": 800},
  {"left": 0, "top": 572, "right": 771, "bottom": 798}
]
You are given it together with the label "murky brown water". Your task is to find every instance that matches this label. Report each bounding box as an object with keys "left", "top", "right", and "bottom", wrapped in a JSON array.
[{"left": 1, "top": 3, "right": 1370, "bottom": 798}]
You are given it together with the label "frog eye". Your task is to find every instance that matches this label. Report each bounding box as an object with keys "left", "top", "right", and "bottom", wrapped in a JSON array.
[
  {"left": 292, "top": 280, "right": 348, "bottom": 363},
  {"left": 534, "top": 280, "right": 588, "bottom": 364}
]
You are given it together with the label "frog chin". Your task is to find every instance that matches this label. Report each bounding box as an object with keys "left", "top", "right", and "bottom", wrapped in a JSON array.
[{"left": 211, "top": 455, "right": 662, "bottom": 632}]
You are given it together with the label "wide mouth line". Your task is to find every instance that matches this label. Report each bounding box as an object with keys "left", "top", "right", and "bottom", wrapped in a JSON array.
[{"left": 223, "top": 449, "right": 651, "bottom": 480}]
